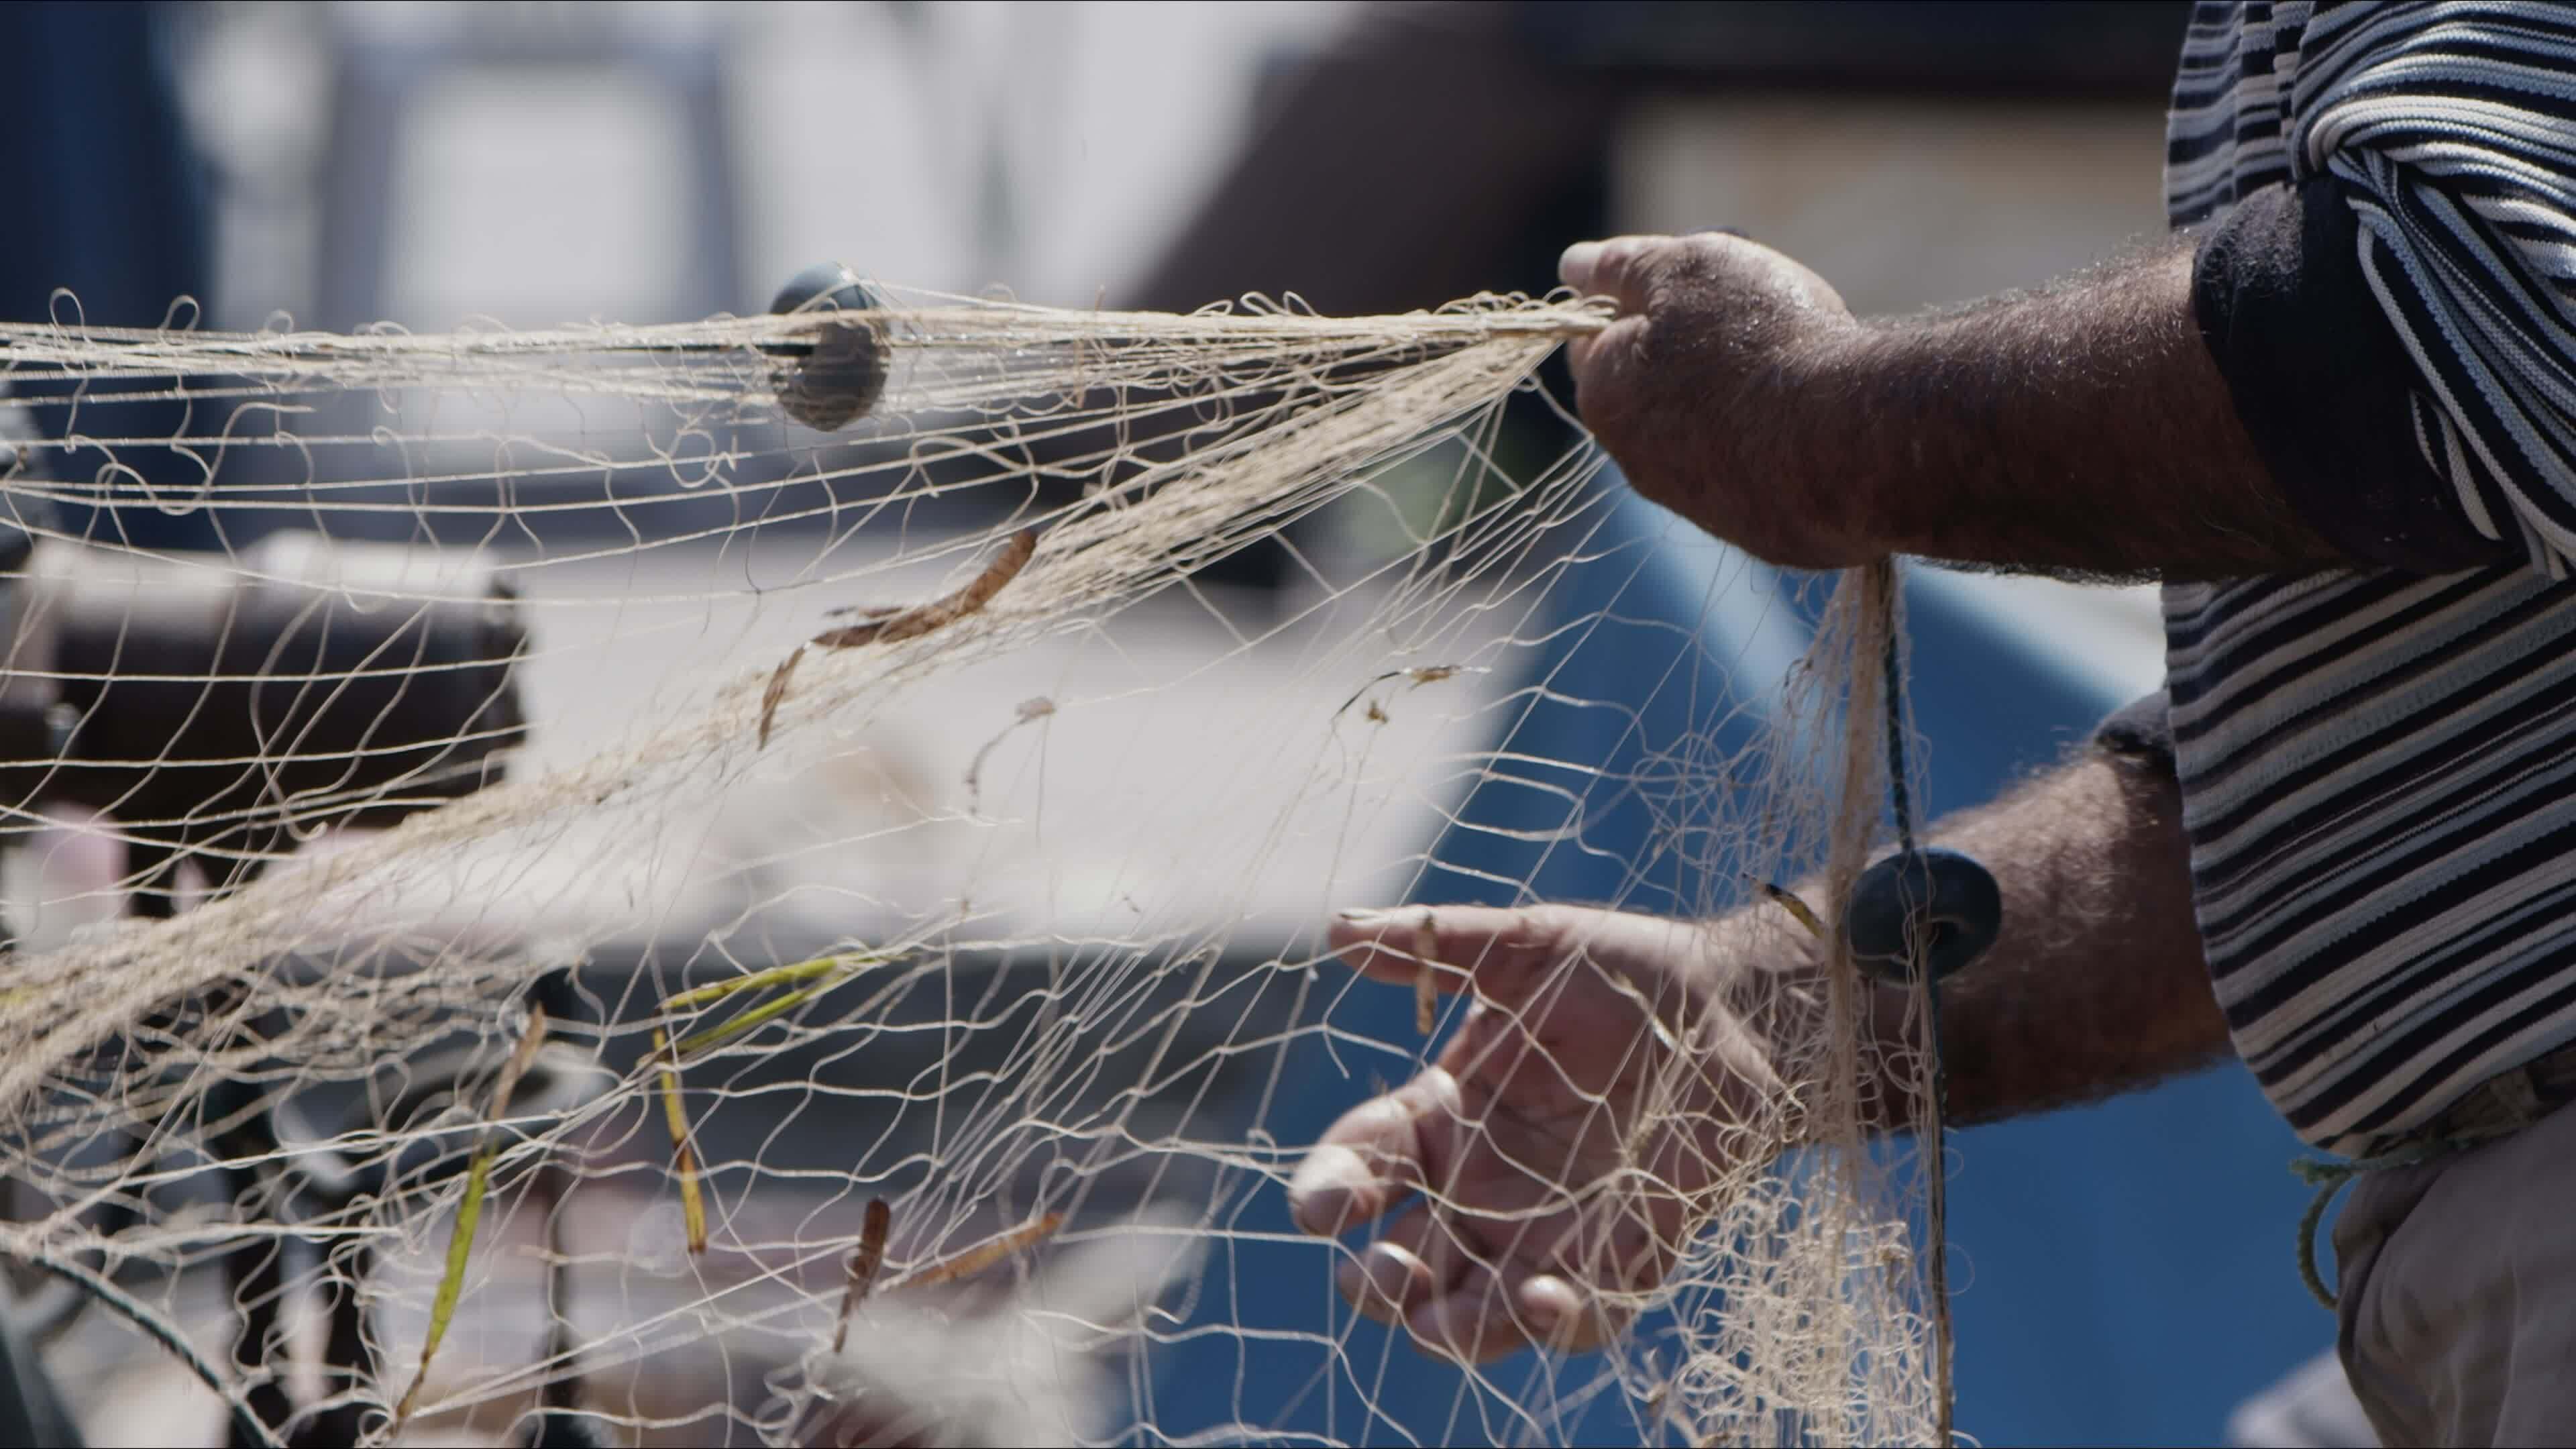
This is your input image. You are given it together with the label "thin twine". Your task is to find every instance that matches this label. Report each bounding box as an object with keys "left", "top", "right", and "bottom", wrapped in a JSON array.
[{"left": 1868, "top": 557, "right": 1955, "bottom": 1447}]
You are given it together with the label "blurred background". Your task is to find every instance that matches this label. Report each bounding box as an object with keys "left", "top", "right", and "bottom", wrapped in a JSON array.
[{"left": 1, "top": 2, "right": 2367, "bottom": 1445}]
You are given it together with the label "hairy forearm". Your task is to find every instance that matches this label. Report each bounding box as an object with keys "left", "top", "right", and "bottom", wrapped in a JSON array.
[
  {"left": 1785, "top": 240, "right": 2345, "bottom": 582},
  {"left": 1851, "top": 747, "right": 2231, "bottom": 1124}
]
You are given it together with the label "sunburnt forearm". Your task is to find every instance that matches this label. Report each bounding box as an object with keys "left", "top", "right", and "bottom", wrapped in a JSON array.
[
  {"left": 1564, "top": 231, "right": 2351, "bottom": 581},
  {"left": 1803, "top": 241, "right": 2345, "bottom": 582}
]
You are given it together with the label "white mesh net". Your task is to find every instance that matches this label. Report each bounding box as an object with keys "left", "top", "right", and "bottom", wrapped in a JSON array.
[{"left": 0, "top": 281, "right": 1947, "bottom": 1447}]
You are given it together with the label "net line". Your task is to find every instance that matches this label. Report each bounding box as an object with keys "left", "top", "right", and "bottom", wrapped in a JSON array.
[{"left": 0, "top": 280, "right": 1947, "bottom": 1446}]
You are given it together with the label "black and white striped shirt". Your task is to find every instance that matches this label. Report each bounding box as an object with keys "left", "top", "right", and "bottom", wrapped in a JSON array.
[{"left": 2160, "top": 2, "right": 2576, "bottom": 1156}]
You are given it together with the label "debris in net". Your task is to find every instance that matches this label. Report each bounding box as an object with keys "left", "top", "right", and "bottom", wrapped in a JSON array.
[
  {"left": 813, "top": 527, "right": 1040, "bottom": 650},
  {"left": 673, "top": 985, "right": 824, "bottom": 1057},
  {"left": 757, "top": 645, "right": 806, "bottom": 751},
  {"left": 651, "top": 1027, "right": 708, "bottom": 1257},
  {"left": 892, "top": 1212, "right": 1066, "bottom": 1291},
  {"left": 645, "top": 953, "right": 890, "bottom": 1263},
  {"left": 766, "top": 262, "right": 891, "bottom": 432},
  {"left": 1334, "top": 663, "right": 1485, "bottom": 725},
  {"left": 761, "top": 524, "right": 1038, "bottom": 748},
  {"left": 661, "top": 953, "right": 872, "bottom": 1012},
  {"left": 396, "top": 1006, "right": 551, "bottom": 1430},
  {"left": 665, "top": 951, "right": 888, "bottom": 1059},
  {"left": 962, "top": 696, "right": 1057, "bottom": 814},
  {"left": 1751, "top": 876, "right": 1827, "bottom": 938},
  {"left": 1414, "top": 912, "right": 1442, "bottom": 1036},
  {"left": 834, "top": 1197, "right": 892, "bottom": 1353}
]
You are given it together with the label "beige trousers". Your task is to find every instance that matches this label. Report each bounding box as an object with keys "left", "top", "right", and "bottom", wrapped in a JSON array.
[{"left": 2334, "top": 1100, "right": 2576, "bottom": 1446}]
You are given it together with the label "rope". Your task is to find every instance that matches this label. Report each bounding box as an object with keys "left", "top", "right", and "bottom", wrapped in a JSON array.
[
  {"left": 1880, "top": 596, "right": 1918, "bottom": 856},
  {"left": 1862, "top": 558, "right": 1954, "bottom": 1445},
  {"left": 2288, "top": 1133, "right": 2498, "bottom": 1311},
  {"left": 13, "top": 1246, "right": 284, "bottom": 1448}
]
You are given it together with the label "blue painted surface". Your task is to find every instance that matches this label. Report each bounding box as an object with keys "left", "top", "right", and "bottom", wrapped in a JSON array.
[
  {"left": 0, "top": 3, "right": 218, "bottom": 549},
  {"left": 1146, "top": 478, "right": 2326, "bottom": 1445}
]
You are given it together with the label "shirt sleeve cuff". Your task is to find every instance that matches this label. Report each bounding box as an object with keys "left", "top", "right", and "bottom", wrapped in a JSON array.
[
  {"left": 2093, "top": 690, "right": 2175, "bottom": 772},
  {"left": 2190, "top": 178, "right": 2518, "bottom": 574}
]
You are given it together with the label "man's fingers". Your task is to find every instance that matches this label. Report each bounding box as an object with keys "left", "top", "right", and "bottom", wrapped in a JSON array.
[
  {"left": 1559, "top": 228, "right": 1769, "bottom": 330},
  {"left": 1328, "top": 902, "right": 1720, "bottom": 1030},
  {"left": 1334, "top": 1205, "right": 1462, "bottom": 1326},
  {"left": 1336, "top": 1237, "right": 1436, "bottom": 1327},
  {"left": 1557, "top": 235, "right": 1659, "bottom": 313},
  {"left": 1289, "top": 1067, "right": 1462, "bottom": 1236},
  {"left": 1560, "top": 231, "right": 1678, "bottom": 380},
  {"left": 1517, "top": 1271, "right": 1626, "bottom": 1355},
  {"left": 1327, "top": 904, "right": 1562, "bottom": 995},
  {"left": 1407, "top": 1273, "right": 1519, "bottom": 1364},
  {"left": 1402, "top": 1260, "right": 1609, "bottom": 1365},
  {"left": 1557, "top": 239, "right": 1605, "bottom": 297},
  {"left": 1332, "top": 1214, "right": 1632, "bottom": 1358}
]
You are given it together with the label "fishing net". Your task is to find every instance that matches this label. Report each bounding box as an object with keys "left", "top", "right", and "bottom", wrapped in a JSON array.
[{"left": 0, "top": 279, "right": 1949, "bottom": 1446}]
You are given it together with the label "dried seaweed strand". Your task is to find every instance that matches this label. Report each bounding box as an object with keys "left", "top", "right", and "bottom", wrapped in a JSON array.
[
  {"left": 394, "top": 1006, "right": 550, "bottom": 1429},
  {"left": 759, "top": 527, "right": 1036, "bottom": 744},
  {"left": 833, "top": 1197, "right": 892, "bottom": 1353},
  {"left": 812, "top": 527, "right": 1038, "bottom": 649},
  {"left": 674, "top": 977, "right": 838, "bottom": 1058},
  {"left": 662, "top": 952, "right": 885, "bottom": 1059},
  {"left": 646, "top": 951, "right": 887, "bottom": 1258},
  {"left": 1413, "top": 913, "right": 1441, "bottom": 1036},
  {"left": 1332, "top": 662, "right": 1474, "bottom": 724},
  {"left": 757, "top": 644, "right": 806, "bottom": 750},
  {"left": 891, "top": 1211, "right": 1065, "bottom": 1291},
  {"left": 652, "top": 1027, "right": 708, "bottom": 1256},
  {"left": 663, "top": 953, "right": 863, "bottom": 1012},
  {"left": 1752, "top": 878, "right": 1828, "bottom": 938}
]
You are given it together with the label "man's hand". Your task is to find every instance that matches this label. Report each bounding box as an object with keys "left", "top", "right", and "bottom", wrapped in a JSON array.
[
  {"left": 1289, "top": 903, "right": 1805, "bottom": 1363},
  {"left": 1557, "top": 231, "right": 2347, "bottom": 581},
  {"left": 1560, "top": 233, "right": 1871, "bottom": 569},
  {"left": 1293, "top": 753, "right": 2233, "bottom": 1364}
]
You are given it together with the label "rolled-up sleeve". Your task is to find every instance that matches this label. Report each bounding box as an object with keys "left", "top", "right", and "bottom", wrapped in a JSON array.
[
  {"left": 2093, "top": 690, "right": 2177, "bottom": 774},
  {"left": 2296, "top": 3, "right": 2576, "bottom": 574}
]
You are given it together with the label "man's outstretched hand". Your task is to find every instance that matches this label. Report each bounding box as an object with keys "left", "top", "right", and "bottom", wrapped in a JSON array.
[
  {"left": 1289, "top": 903, "right": 1804, "bottom": 1364},
  {"left": 1560, "top": 232, "right": 1871, "bottom": 569},
  {"left": 1289, "top": 751, "right": 2240, "bottom": 1364}
]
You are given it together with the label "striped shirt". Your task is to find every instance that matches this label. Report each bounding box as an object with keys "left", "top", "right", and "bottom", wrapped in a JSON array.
[{"left": 2162, "top": 2, "right": 2576, "bottom": 1156}]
